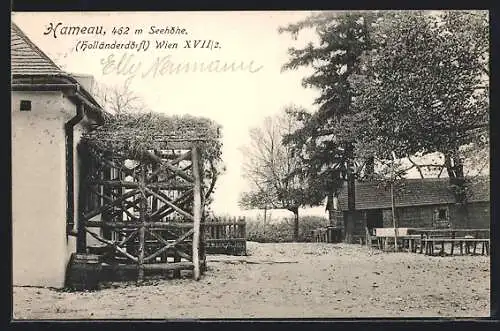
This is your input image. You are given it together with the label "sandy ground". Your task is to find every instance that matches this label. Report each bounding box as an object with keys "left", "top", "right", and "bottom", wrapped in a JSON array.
[{"left": 12, "top": 242, "right": 490, "bottom": 319}]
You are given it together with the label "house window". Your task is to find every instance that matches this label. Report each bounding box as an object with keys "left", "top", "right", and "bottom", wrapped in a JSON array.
[
  {"left": 433, "top": 207, "right": 450, "bottom": 228},
  {"left": 20, "top": 100, "right": 31, "bottom": 111}
]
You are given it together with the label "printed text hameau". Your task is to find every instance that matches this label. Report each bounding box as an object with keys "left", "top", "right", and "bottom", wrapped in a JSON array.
[{"left": 45, "top": 22, "right": 190, "bottom": 38}]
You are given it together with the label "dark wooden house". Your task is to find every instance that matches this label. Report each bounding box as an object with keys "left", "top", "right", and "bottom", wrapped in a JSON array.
[{"left": 337, "top": 178, "right": 490, "bottom": 242}]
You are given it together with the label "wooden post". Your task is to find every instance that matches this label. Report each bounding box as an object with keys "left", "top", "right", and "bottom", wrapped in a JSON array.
[
  {"left": 173, "top": 250, "right": 181, "bottom": 278},
  {"left": 450, "top": 231, "right": 455, "bottom": 256},
  {"left": 102, "top": 153, "right": 113, "bottom": 240},
  {"left": 151, "top": 150, "right": 159, "bottom": 212},
  {"left": 389, "top": 151, "right": 399, "bottom": 252},
  {"left": 191, "top": 145, "right": 202, "bottom": 280},
  {"left": 77, "top": 144, "right": 89, "bottom": 253},
  {"left": 240, "top": 216, "right": 247, "bottom": 240},
  {"left": 346, "top": 157, "right": 355, "bottom": 244},
  {"left": 137, "top": 164, "right": 147, "bottom": 283},
  {"left": 390, "top": 182, "right": 399, "bottom": 252},
  {"left": 200, "top": 177, "right": 206, "bottom": 274}
]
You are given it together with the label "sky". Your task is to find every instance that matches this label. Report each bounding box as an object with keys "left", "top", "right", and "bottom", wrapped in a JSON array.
[{"left": 12, "top": 11, "right": 325, "bottom": 218}]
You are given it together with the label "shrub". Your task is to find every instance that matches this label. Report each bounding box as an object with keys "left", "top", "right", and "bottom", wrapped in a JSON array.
[{"left": 246, "top": 216, "right": 328, "bottom": 243}]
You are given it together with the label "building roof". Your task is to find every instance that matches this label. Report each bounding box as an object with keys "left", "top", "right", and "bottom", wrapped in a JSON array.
[
  {"left": 11, "top": 22, "right": 106, "bottom": 123},
  {"left": 338, "top": 177, "right": 490, "bottom": 211},
  {"left": 11, "top": 23, "right": 66, "bottom": 76}
]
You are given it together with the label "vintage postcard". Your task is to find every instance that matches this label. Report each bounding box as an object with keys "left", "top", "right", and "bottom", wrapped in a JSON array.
[{"left": 11, "top": 10, "right": 490, "bottom": 319}]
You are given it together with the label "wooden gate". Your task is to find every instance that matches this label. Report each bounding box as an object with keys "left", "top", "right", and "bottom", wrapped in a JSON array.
[{"left": 78, "top": 142, "right": 206, "bottom": 281}]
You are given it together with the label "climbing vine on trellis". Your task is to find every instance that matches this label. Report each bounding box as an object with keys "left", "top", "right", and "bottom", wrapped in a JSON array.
[{"left": 82, "top": 112, "right": 224, "bottom": 204}]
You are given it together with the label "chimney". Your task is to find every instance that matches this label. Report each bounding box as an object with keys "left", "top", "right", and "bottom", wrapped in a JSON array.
[{"left": 71, "top": 73, "right": 95, "bottom": 95}]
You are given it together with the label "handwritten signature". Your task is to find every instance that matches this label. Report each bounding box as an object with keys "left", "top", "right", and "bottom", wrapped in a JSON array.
[{"left": 100, "top": 53, "right": 264, "bottom": 84}]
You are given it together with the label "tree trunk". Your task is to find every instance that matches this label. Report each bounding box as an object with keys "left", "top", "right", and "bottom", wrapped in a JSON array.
[
  {"left": 344, "top": 212, "right": 354, "bottom": 244},
  {"left": 263, "top": 207, "right": 267, "bottom": 237},
  {"left": 453, "top": 175, "right": 469, "bottom": 229},
  {"left": 444, "top": 152, "right": 469, "bottom": 228},
  {"left": 327, "top": 192, "right": 343, "bottom": 242},
  {"left": 345, "top": 147, "right": 355, "bottom": 244},
  {"left": 327, "top": 192, "right": 334, "bottom": 226},
  {"left": 365, "top": 156, "right": 375, "bottom": 177},
  {"left": 347, "top": 162, "right": 356, "bottom": 211},
  {"left": 290, "top": 207, "right": 299, "bottom": 242}
]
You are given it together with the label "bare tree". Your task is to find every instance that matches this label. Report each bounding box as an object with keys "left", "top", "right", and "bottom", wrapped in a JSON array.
[
  {"left": 93, "top": 81, "right": 148, "bottom": 115},
  {"left": 239, "top": 107, "right": 309, "bottom": 241}
]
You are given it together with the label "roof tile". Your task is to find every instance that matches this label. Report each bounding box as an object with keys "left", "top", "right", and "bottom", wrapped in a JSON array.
[{"left": 11, "top": 23, "right": 65, "bottom": 76}]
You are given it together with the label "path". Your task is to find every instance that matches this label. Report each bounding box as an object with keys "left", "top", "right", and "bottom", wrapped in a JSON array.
[{"left": 13, "top": 242, "right": 490, "bottom": 319}]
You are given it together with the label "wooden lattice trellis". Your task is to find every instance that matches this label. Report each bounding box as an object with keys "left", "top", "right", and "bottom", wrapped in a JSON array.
[{"left": 77, "top": 140, "right": 208, "bottom": 282}]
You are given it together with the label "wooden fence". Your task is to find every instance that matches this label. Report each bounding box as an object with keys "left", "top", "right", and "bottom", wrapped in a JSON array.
[{"left": 204, "top": 217, "right": 247, "bottom": 255}]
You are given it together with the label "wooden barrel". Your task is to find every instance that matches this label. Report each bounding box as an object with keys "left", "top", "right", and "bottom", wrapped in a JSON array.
[{"left": 66, "top": 253, "right": 102, "bottom": 291}]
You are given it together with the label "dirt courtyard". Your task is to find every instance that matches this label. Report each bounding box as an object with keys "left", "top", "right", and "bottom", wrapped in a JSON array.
[{"left": 12, "top": 242, "right": 490, "bottom": 319}]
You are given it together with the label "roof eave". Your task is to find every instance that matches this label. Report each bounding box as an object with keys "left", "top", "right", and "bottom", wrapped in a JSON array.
[
  {"left": 340, "top": 198, "right": 490, "bottom": 211},
  {"left": 12, "top": 73, "right": 106, "bottom": 125}
]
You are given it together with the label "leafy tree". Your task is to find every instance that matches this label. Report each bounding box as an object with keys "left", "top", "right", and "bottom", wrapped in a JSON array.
[
  {"left": 239, "top": 107, "right": 311, "bottom": 241},
  {"left": 279, "top": 11, "right": 384, "bottom": 242},
  {"left": 349, "top": 10, "right": 489, "bottom": 226},
  {"left": 280, "top": 10, "right": 488, "bottom": 232},
  {"left": 239, "top": 189, "right": 275, "bottom": 226}
]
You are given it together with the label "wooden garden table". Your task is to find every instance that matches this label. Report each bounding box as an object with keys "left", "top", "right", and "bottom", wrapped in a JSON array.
[
  {"left": 411, "top": 228, "right": 490, "bottom": 255},
  {"left": 412, "top": 228, "right": 489, "bottom": 238},
  {"left": 421, "top": 238, "right": 490, "bottom": 256}
]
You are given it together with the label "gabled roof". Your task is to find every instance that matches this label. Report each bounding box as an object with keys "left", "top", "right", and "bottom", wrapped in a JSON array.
[
  {"left": 11, "top": 22, "right": 66, "bottom": 76},
  {"left": 11, "top": 22, "right": 107, "bottom": 123},
  {"left": 338, "top": 177, "right": 490, "bottom": 211}
]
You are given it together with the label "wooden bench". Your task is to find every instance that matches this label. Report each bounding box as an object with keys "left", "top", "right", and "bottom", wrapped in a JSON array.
[
  {"left": 373, "top": 228, "right": 423, "bottom": 252},
  {"left": 374, "top": 235, "right": 422, "bottom": 252},
  {"left": 401, "top": 235, "right": 422, "bottom": 253},
  {"left": 422, "top": 238, "right": 490, "bottom": 256}
]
